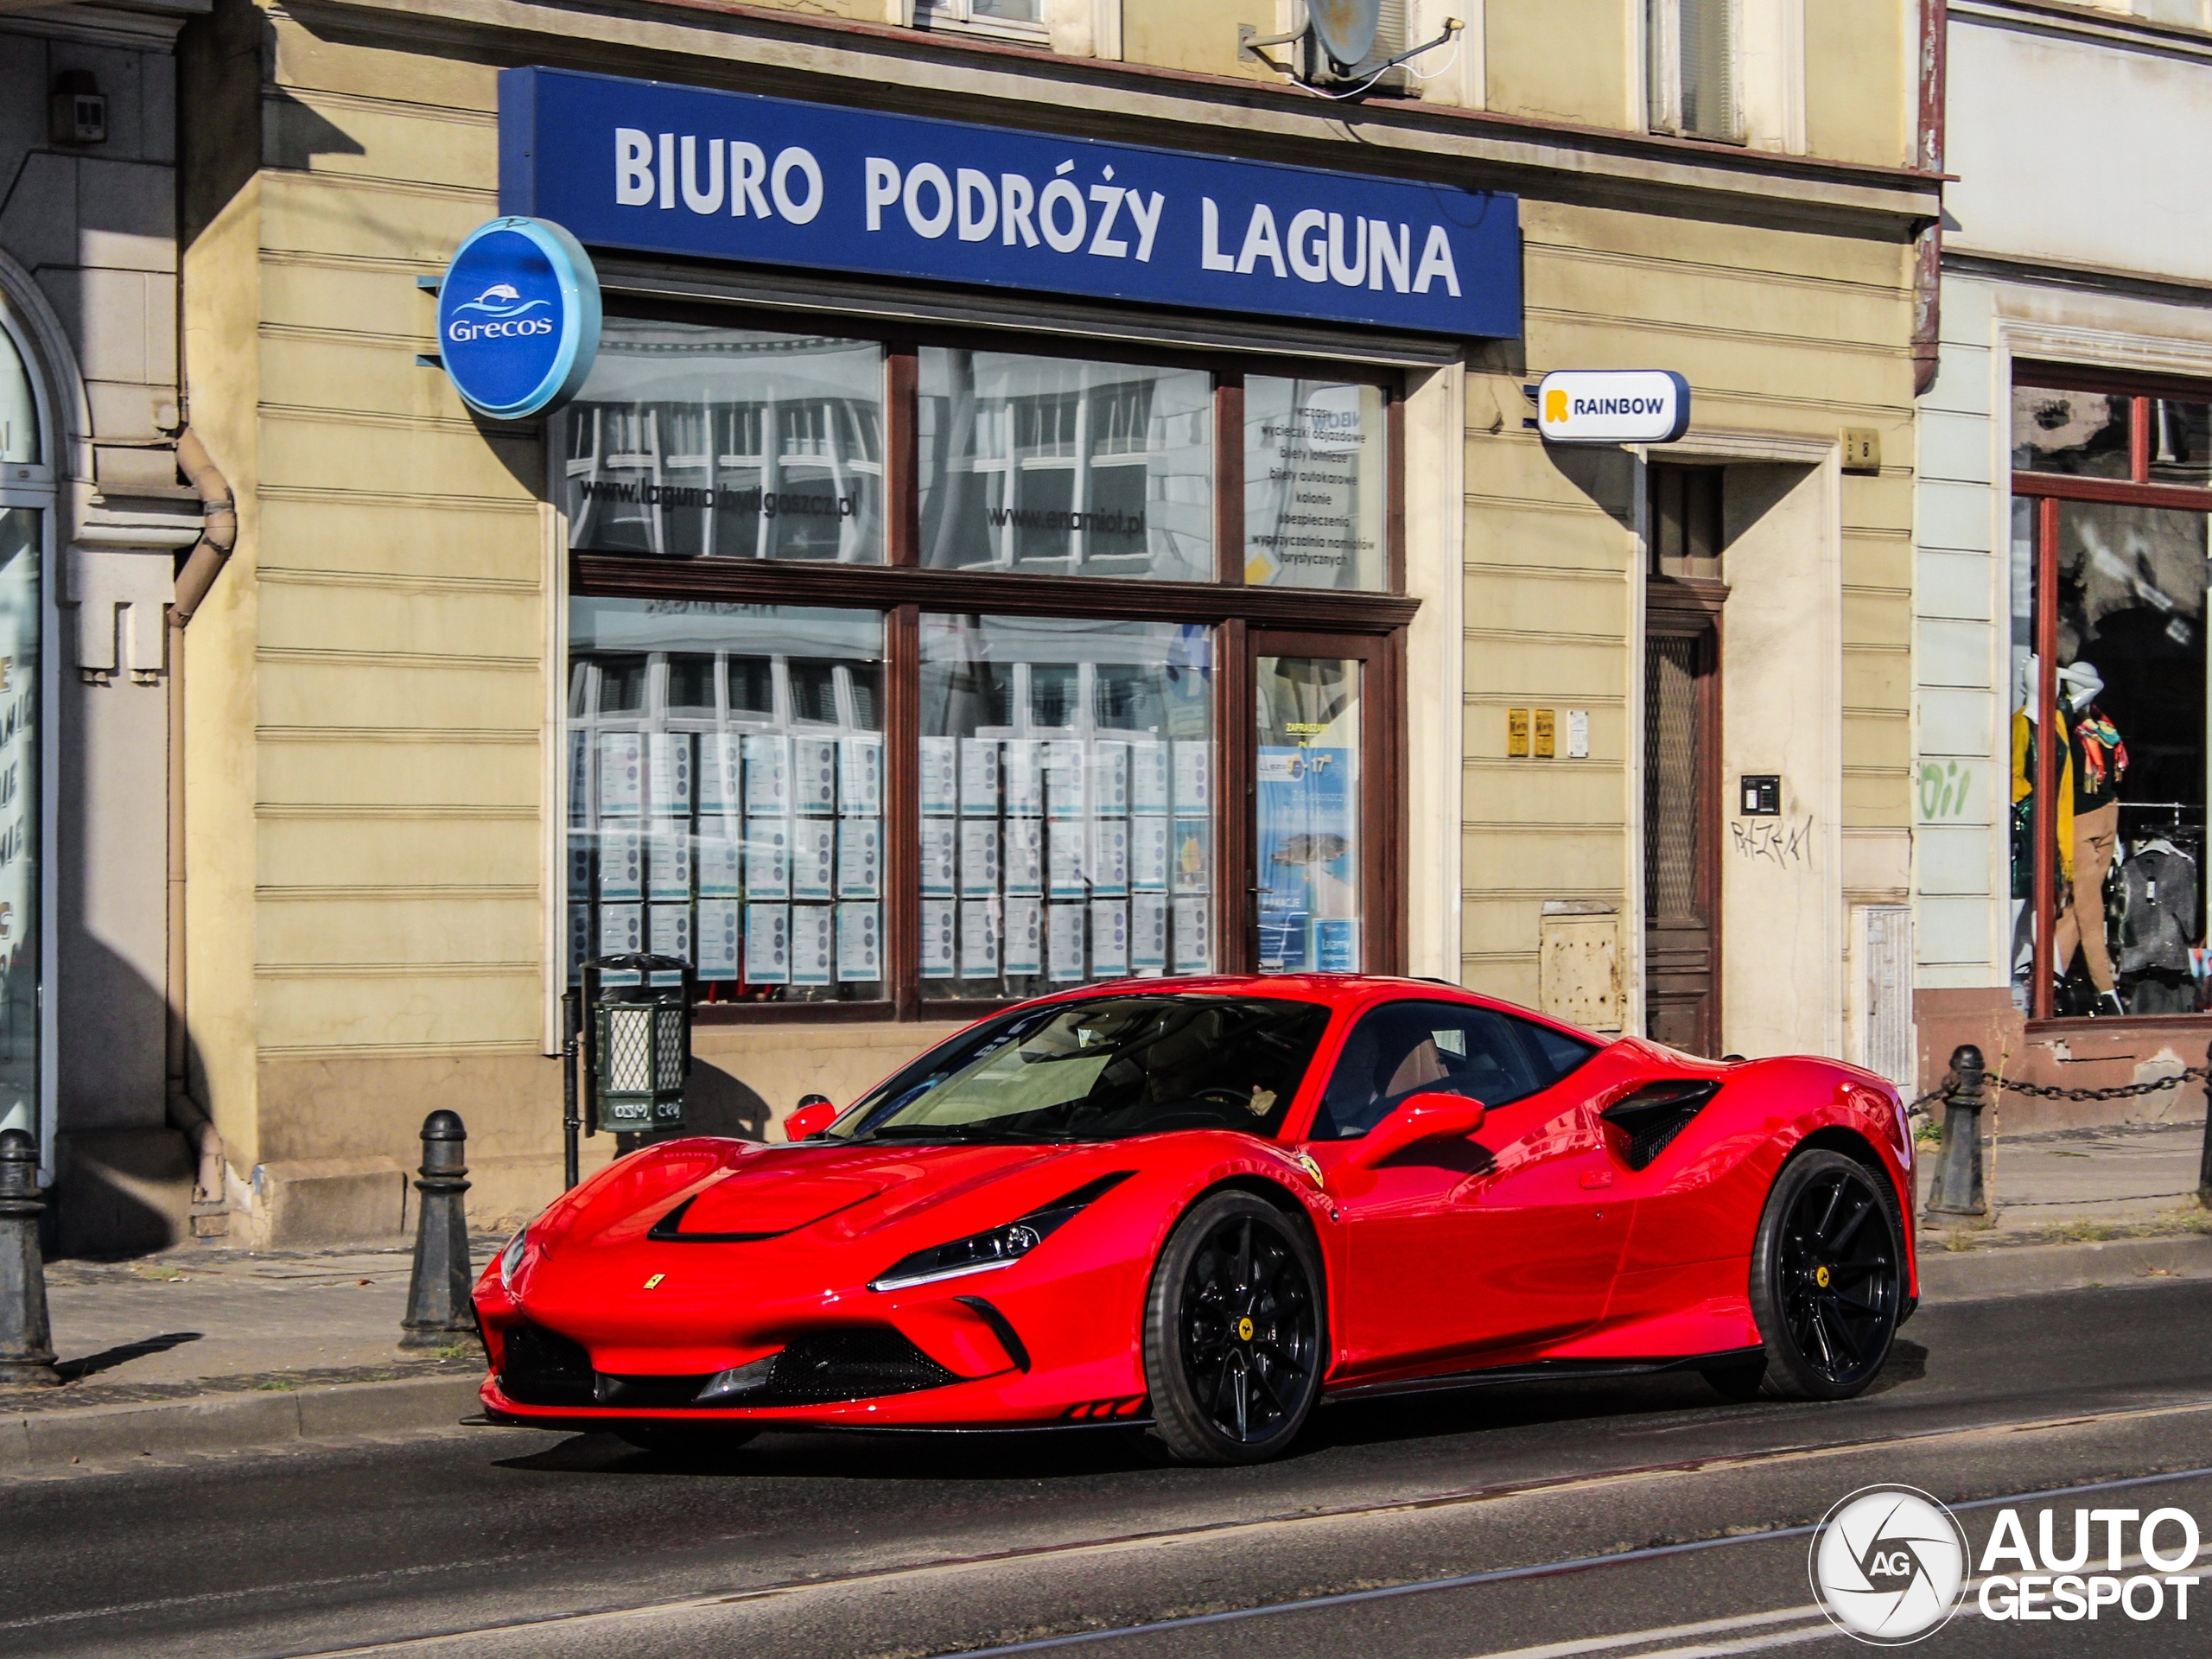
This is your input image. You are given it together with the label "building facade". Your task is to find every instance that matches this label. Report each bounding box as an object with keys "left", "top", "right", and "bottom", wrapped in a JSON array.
[
  {"left": 3, "top": 0, "right": 216, "bottom": 1253},
  {"left": 1914, "top": 0, "right": 2212, "bottom": 1121},
  {"left": 168, "top": 0, "right": 1930, "bottom": 1244}
]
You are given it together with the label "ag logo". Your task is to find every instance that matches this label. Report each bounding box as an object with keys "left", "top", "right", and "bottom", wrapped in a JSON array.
[{"left": 1808, "top": 1485, "right": 1968, "bottom": 1645}]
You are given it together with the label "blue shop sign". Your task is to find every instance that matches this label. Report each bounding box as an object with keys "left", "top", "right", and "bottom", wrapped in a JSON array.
[
  {"left": 498, "top": 67, "right": 1520, "bottom": 339},
  {"left": 436, "top": 216, "right": 601, "bottom": 418}
]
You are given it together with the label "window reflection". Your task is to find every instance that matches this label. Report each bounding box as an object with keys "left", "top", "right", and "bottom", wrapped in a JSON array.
[
  {"left": 2012, "top": 386, "right": 2133, "bottom": 480},
  {"left": 918, "top": 349, "right": 1212, "bottom": 581},
  {"left": 564, "top": 321, "right": 884, "bottom": 563},
  {"left": 1244, "top": 377, "right": 1386, "bottom": 590}
]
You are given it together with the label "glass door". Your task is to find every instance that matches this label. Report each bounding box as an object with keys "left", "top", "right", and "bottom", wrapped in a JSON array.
[{"left": 1248, "top": 633, "right": 1389, "bottom": 976}]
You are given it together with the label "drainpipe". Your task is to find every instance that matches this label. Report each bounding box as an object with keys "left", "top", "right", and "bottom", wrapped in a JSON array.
[
  {"left": 1912, "top": 0, "right": 1948, "bottom": 397},
  {"left": 166, "top": 427, "right": 235, "bottom": 1208}
]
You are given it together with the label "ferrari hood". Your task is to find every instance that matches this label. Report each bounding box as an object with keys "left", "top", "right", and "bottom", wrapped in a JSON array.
[
  {"left": 556, "top": 1136, "right": 1109, "bottom": 1255},
  {"left": 663, "top": 1164, "right": 907, "bottom": 1237}
]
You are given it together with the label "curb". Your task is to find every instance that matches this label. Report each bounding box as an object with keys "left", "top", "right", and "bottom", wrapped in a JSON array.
[
  {"left": 1918, "top": 1231, "right": 2212, "bottom": 1301},
  {"left": 0, "top": 1372, "right": 487, "bottom": 1473}
]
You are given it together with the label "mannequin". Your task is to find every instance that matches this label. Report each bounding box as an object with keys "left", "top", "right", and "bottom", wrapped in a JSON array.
[{"left": 2049, "top": 660, "right": 2128, "bottom": 1016}]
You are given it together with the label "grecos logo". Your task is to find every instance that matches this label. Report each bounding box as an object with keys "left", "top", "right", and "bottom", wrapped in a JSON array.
[{"left": 447, "top": 282, "right": 555, "bottom": 344}]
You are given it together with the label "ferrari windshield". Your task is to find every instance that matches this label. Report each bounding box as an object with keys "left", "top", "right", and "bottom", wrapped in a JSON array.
[{"left": 833, "top": 995, "right": 1332, "bottom": 1144}]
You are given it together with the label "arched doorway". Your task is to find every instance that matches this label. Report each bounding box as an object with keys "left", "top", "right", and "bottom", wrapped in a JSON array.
[{"left": 0, "top": 312, "right": 48, "bottom": 1146}]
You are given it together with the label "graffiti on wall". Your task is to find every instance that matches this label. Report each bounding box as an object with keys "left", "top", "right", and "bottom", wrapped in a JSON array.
[
  {"left": 1916, "top": 760, "right": 1980, "bottom": 823},
  {"left": 1732, "top": 815, "right": 1813, "bottom": 868}
]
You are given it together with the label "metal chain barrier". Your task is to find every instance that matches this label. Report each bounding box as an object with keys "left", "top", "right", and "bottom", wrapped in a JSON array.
[
  {"left": 1990, "top": 1065, "right": 2210, "bottom": 1104},
  {"left": 1916, "top": 1042, "right": 2212, "bottom": 1219}
]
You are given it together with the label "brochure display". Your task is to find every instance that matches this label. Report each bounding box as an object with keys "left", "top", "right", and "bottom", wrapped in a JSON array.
[
  {"left": 918, "top": 614, "right": 1213, "bottom": 997},
  {"left": 567, "top": 600, "right": 886, "bottom": 999}
]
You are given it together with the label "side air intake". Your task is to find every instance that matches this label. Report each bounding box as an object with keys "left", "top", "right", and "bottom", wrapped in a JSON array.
[{"left": 1599, "top": 1079, "right": 1721, "bottom": 1171}]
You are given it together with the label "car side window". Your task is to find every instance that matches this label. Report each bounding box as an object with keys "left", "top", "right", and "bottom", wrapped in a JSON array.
[
  {"left": 1522, "top": 1020, "right": 1600, "bottom": 1086},
  {"left": 1311, "top": 1000, "right": 1554, "bottom": 1141}
]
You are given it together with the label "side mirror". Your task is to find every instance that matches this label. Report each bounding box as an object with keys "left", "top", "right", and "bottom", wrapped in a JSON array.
[
  {"left": 784, "top": 1094, "right": 839, "bottom": 1142},
  {"left": 1347, "top": 1090, "right": 1487, "bottom": 1169}
]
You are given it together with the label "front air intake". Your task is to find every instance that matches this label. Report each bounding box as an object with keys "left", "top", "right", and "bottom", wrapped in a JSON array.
[
  {"left": 758, "top": 1329, "right": 960, "bottom": 1404},
  {"left": 498, "top": 1321, "right": 596, "bottom": 1407},
  {"left": 502, "top": 1323, "right": 960, "bottom": 1411}
]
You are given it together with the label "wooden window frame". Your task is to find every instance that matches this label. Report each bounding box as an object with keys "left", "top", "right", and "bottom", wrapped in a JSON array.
[
  {"left": 2012, "top": 365, "right": 2212, "bottom": 1028},
  {"left": 563, "top": 299, "right": 1415, "bottom": 1023}
]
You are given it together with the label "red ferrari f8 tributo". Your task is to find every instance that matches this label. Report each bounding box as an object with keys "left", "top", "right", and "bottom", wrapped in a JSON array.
[{"left": 474, "top": 976, "right": 1916, "bottom": 1463}]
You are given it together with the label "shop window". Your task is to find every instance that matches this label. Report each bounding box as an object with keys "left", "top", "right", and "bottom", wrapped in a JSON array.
[
  {"left": 2012, "top": 385, "right": 2133, "bottom": 480},
  {"left": 565, "top": 321, "right": 885, "bottom": 564},
  {"left": 1243, "top": 377, "right": 1388, "bottom": 590},
  {"left": 563, "top": 309, "right": 1412, "bottom": 1022},
  {"left": 567, "top": 600, "right": 887, "bottom": 1003},
  {"left": 2010, "top": 368, "right": 2212, "bottom": 1020},
  {"left": 1649, "top": 462, "right": 1723, "bottom": 580},
  {"left": 918, "top": 614, "right": 1213, "bottom": 998},
  {"left": 1255, "top": 653, "right": 1363, "bottom": 971},
  {"left": 0, "top": 318, "right": 41, "bottom": 1140},
  {"left": 0, "top": 508, "right": 38, "bottom": 1124},
  {"left": 918, "top": 349, "right": 1212, "bottom": 582},
  {"left": 1648, "top": 0, "right": 1739, "bottom": 143}
]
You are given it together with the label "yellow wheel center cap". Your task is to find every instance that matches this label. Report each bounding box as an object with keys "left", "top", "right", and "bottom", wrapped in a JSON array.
[
  {"left": 1236, "top": 1316, "right": 1255, "bottom": 1342},
  {"left": 1815, "top": 1265, "right": 1831, "bottom": 1288}
]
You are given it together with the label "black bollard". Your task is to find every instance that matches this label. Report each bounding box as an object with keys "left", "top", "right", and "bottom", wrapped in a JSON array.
[
  {"left": 2199, "top": 1042, "right": 2212, "bottom": 1211},
  {"left": 0, "top": 1128, "right": 60, "bottom": 1387},
  {"left": 1924, "top": 1044, "right": 1988, "bottom": 1219},
  {"left": 399, "top": 1111, "right": 477, "bottom": 1351}
]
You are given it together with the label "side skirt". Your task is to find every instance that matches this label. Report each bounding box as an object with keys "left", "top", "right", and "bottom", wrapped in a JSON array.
[
  {"left": 480, "top": 1406, "right": 1155, "bottom": 1436},
  {"left": 1319, "top": 1346, "right": 1766, "bottom": 1406}
]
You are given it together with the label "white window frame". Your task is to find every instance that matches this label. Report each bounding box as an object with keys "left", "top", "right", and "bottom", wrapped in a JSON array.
[
  {"left": 1647, "top": 0, "right": 1745, "bottom": 144},
  {"left": 914, "top": 0, "right": 1051, "bottom": 46}
]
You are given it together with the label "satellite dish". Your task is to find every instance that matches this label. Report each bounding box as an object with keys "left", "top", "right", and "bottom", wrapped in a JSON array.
[{"left": 1307, "top": 0, "right": 1381, "bottom": 71}]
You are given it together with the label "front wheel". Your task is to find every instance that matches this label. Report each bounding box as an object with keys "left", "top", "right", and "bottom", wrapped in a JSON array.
[
  {"left": 1141, "top": 1192, "right": 1325, "bottom": 1465},
  {"left": 1745, "top": 1149, "right": 1904, "bottom": 1401}
]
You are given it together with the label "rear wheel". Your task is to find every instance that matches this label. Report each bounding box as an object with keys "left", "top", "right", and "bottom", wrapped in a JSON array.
[
  {"left": 1745, "top": 1149, "right": 1904, "bottom": 1401},
  {"left": 1141, "top": 1192, "right": 1325, "bottom": 1465}
]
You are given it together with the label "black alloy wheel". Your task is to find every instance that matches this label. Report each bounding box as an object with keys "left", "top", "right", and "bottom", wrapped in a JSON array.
[
  {"left": 1142, "top": 1190, "right": 1325, "bottom": 1465},
  {"left": 1735, "top": 1148, "right": 1904, "bottom": 1401}
]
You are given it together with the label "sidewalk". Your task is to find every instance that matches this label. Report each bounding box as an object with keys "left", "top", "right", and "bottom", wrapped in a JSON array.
[
  {"left": 1, "top": 1237, "right": 503, "bottom": 1473},
  {"left": 5, "top": 1137, "right": 2209, "bottom": 1476},
  {"left": 1915, "top": 1116, "right": 2212, "bottom": 1246}
]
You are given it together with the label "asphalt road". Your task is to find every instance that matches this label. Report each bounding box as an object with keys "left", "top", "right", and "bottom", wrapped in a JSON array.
[{"left": 6, "top": 1279, "right": 2211, "bottom": 1659}]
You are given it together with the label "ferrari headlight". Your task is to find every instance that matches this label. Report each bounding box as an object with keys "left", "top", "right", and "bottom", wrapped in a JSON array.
[
  {"left": 498, "top": 1227, "right": 528, "bottom": 1292},
  {"left": 868, "top": 1172, "right": 1134, "bottom": 1293}
]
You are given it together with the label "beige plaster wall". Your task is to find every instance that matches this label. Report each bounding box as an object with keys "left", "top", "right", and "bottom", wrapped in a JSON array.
[
  {"left": 1717, "top": 459, "right": 1842, "bottom": 1060},
  {"left": 1483, "top": 0, "right": 1635, "bottom": 130},
  {"left": 1120, "top": 0, "right": 1277, "bottom": 79},
  {"left": 1803, "top": 0, "right": 1915, "bottom": 169},
  {"left": 1459, "top": 198, "right": 1916, "bottom": 1042}
]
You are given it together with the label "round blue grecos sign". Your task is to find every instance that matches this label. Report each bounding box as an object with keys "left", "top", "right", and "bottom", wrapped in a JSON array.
[{"left": 436, "top": 217, "right": 601, "bottom": 419}]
